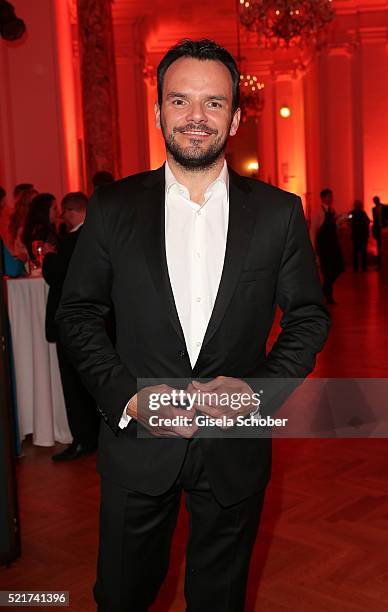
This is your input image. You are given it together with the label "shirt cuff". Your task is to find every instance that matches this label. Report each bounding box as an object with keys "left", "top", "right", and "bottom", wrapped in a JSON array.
[
  {"left": 245, "top": 381, "right": 261, "bottom": 420},
  {"left": 118, "top": 401, "right": 132, "bottom": 429}
]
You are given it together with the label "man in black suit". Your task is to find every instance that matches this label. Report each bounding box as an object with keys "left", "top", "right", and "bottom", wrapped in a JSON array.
[
  {"left": 43, "top": 192, "right": 100, "bottom": 461},
  {"left": 372, "top": 195, "right": 388, "bottom": 269},
  {"left": 56, "top": 40, "right": 330, "bottom": 611}
]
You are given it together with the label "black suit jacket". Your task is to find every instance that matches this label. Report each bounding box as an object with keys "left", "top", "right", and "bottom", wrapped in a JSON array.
[
  {"left": 56, "top": 166, "right": 330, "bottom": 505},
  {"left": 42, "top": 228, "right": 82, "bottom": 342},
  {"left": 372, "top": 204, "right": 388, "bottom": 238}
]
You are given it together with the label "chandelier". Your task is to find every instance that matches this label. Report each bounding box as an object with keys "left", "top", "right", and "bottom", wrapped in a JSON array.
[
  {"left": 236, "top": 0, "right": 265, "bottom": 121},
  {"left": 239, "top": 73, "right": 264, "bottom": 122},
  {"left": 239, "top": 0, "right": 335, "bottom": 49}
]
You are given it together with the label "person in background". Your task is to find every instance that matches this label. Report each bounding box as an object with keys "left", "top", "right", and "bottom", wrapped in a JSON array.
[
  {"left": 0, "top": 185, "right": 7, "bottom": 234},
  {"left": 22, "top": 193, "right": 59, "bottom": 264},
  {"left": 0, "top": 186, "right": 26, "bottom": 277},
  {"left": 7, "top": 187, "right": 37, "bottom": 262},
  {"left": 13, "top": 183, "right": 34, "bottom": 202},
  {"left": 349, "top": 200, "right": 370, "bottom": 272},
  {"left": 92, "top": 170, "right": 114, "bottom": 189},
  {"left": 1, "top": 239, "right": 26, "bottom": 277},
  {"left": 0, "top": 185, "right": 5, "bottom": 214},
  {"left": 42, "top": 192, "right": 100, "bottom": 461},
  {"left": 316, "top": 188, "right": 344, "bottom": 304},
  {"left": 372, "top": 196, "right": 388, "bottom": 270}
]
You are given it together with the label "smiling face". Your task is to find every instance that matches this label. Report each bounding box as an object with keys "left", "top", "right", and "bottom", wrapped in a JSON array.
[{"left": 155, "top": 57, "right": 240, "bottom": 170}]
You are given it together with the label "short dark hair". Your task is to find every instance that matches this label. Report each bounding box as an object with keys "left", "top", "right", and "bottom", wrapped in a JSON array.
[
  {"left": 373, "top": 195, "right": 381, "bottom": 205},
  {"left": 61, "top": 191, "right": 88, "bottom": 211},
  {"left": 92, "top": 171, "right": 114, "bottom": 187},
  {"left": 157, "top": 39, "right": 240, "bottom": 113},
  {"left": 320, "top": 188, "right": 333, "bottom": 200},
  {"left": 13, "top": 183, "right": 33, "bottom": 198}
]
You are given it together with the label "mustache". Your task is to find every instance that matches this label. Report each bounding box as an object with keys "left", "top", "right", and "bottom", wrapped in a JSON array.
[{"left": 174, "top": 124, "right": 218, "bottom": 135}]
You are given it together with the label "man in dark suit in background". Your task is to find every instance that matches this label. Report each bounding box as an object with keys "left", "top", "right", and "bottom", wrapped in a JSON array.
[
  {"left": 372, "top": 195, "right": 388, "bottom": 269},
  {"left": 349, "top": 200, "right": 370, "bottom": 272},
  {"left": 56, "top": 40, "right": 330, "bottom": 611},
  {"left": 316, "top": 188, "right": 344, "bottom": 304},
  {"left": 43, "top": 192, "right": 100, "bottom": 461}
]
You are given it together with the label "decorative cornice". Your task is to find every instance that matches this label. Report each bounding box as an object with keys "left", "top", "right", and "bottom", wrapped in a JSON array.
[
  {"left": 333, "top": 0, "right": 387, "bottom": 15},
  {"left": 354, "top": 26, "right": 388, "bottom": 43}
]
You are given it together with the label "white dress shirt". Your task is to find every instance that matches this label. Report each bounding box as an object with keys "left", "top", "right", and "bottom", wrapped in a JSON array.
[{"left": 118, "top": 160, "right": 229, "bottom": 428}]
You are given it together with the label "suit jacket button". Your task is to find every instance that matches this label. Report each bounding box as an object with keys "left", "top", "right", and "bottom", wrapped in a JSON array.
[{"left": 178, "top": 350, "right": 186, "bottom": 358}]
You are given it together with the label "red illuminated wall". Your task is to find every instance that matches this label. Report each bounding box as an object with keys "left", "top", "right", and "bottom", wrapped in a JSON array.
[{"left": 0, "top": 0, "right": 81, "bottom": 204}]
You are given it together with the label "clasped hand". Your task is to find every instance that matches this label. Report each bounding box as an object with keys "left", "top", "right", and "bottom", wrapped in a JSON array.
[{"left": 130, "top": 377, "right": 257, "bottom": 438}]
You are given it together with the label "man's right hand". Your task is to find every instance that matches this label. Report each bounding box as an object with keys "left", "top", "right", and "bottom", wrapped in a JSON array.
[{"left": 127, "top": 384, "right": 198, "bottom": 439}]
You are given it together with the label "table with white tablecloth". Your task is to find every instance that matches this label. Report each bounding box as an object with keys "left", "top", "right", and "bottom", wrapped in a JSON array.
[{"left": 6, "top": 276, "right": 72, "bottom": 446}]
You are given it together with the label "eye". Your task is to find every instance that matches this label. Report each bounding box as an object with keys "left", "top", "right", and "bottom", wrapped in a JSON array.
[
  {"left": 208, "top": 101, "right": 222, "bottom": 108},
  {"left": 172, "top": 99, "right": 186, "bottom": 106}
]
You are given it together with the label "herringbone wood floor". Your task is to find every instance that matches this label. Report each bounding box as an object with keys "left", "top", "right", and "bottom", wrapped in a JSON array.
[{"left": 1, "top": 270, "right": 388, "bottom": 611}]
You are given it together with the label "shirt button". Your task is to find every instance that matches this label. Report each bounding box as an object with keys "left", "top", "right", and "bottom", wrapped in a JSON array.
[
  {"left": 178, "top": 350, "right": 186, "bottom": 358},
  {"left": 197, "top": 210, "right": 201, "bottom": 216},
  {"left": 196, "top": 252, "right": 201, "bottom": 258},
  {"left": 196, "top": 297, "right": 201, "bottom": 302},
  {"left": 196, "top": 342, "right": 201, "bottom": 347}
]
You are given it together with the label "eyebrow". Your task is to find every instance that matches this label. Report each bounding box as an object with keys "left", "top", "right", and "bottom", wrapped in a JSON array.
[{"left": 166, "top": 92, "right": 228, "bottom": 102}]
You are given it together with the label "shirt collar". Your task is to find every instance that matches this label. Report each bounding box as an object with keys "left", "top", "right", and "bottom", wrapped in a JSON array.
[
  {"left": 165, "top": 160, "right": 229, "bottom": 201},
  {"left": 69, "top": 222, "right": 84, "bottom": 233}
]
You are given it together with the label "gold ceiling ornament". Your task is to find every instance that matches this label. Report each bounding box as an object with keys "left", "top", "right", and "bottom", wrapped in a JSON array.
[{"left": 239, "top": 0, "right": 335, "bottom": 49}]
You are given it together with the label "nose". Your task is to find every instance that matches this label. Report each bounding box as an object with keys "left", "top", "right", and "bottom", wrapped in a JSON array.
[{"left": 185, "top": 100, "right": 207, "bottom": 124}]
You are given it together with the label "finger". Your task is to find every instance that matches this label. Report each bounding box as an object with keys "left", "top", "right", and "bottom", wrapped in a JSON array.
[
  {"left": 168, "top": 405, "right": 195, "bottom": 419},
  {"left": 196, "top": 405, "right": 229, "bottom": 419},
  {"left": 147, "top": 406, "right": 194, "bottom": 436},
  {"left": 191, "top": 377, "right": 227, "bottom": 391}
]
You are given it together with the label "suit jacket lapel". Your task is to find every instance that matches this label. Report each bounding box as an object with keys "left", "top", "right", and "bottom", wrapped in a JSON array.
[
  {"left": 138, "top": 165, "right": 187, "bottom": 346},
  {"left": 200, "top": 168, "right": 255, "bottom": 350}
]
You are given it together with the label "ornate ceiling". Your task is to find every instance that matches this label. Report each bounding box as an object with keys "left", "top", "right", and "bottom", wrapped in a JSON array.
[{"left": 68, "top": 0, "right": 388, "bottom": 78}]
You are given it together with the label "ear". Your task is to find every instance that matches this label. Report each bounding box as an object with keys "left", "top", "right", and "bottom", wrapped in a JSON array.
[
  {"left": 155, "top": 102, "right": 161, "bottom": 129},
  {"left": 229, "top": 107, "right": 241, "bottom": 137}
]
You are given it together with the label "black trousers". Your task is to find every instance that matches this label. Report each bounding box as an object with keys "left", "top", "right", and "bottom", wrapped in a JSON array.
[
  {"left": 94, "top": 438, "right": 266, "bottom": 612},
  {"left": 352, "top": 240, "right": 367, "bottom": 271},
  {"left": 56, "top": 341, "right": 100, "bottom": 447},
  {"left": 322, "top": 274, "right": 335, "bottom": 301},
  {"left": 375, "top": 234, "right": 381, "bottom": 268}
]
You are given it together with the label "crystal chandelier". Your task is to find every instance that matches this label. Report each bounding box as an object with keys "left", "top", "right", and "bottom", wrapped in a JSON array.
[
  {"left": 239, "top": 73, "right": 264, "bottom": 122},
  {"left": 236, "top": 0, "right": 265, "bottom": 121},
  {"left": 239, "top": 0, "right": 335, "bottom": 49}
]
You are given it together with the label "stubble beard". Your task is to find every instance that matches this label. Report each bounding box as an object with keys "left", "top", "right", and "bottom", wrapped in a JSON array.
[{"left": 161, "top": 117, "right": 231, "bottom": 172}]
